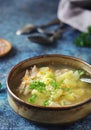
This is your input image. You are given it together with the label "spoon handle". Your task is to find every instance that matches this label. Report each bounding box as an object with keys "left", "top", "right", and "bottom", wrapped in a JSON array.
[
  {"left": 51, "top": 27, "right": 68, "bottom": 41},
  {"left": 40, "top": 18, "right": 61, "bottom": 28},
  {"left": 80, "top": 78, "right": 91, "bottom": 83},
  {"left": 16, "top": 18, "right": 61, "bottom": 35}
]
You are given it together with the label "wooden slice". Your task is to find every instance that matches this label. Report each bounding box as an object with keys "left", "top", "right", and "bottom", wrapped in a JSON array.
[{"left": 0, "top": 39, "right": 12, "bottom": 57}]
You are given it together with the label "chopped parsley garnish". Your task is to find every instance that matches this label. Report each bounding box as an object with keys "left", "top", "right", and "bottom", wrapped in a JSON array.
[
  {"left": 48, "top": 73, "right": 54, "bottom": 79},
  {"left": 28, "top": 94, "right": 37, "bottom": 103},
  {"left": 58, "top": 80, "right": 64, "bottom": 85},
  {"left": 61, "top": 100, "right": 66, "bottom": 106},
  {"left": 0, "top": 82, "right": 2, "bottom": 89},
  {"left": 29, "top": 81, "right": 46, "bottom": 92},
  {"left": 50, "top": 81, "right": 58, "bottom": 89},
  {"left": 62, "top": 87, "right": 71, "bottom": 92},
  {"left": 43, "top": 99, "right": 50, "bottom": 106},
  {"left": 78, "top": 70, "right": 84, "bottom": 76}
]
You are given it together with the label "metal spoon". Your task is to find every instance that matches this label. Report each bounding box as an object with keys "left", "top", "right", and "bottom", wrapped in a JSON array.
[
  {"left": 28, "top": 35, "right": 53, "bottom": 45},
  {"left": 28, "top": 28, "right": 65, "bottom": 45},
  {"left": 36, "top": 27, "right": 55, "bottom": 36},
  {"left": 80, "top": 78, "right": 91, "bottom": 83},
  {"left": 16, "top": 18, "right": 61, "bottom": 35}
]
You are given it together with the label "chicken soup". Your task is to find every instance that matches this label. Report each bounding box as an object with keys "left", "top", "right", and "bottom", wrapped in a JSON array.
[{"left": 16, "top": 65, "right": 91, "bottom": 107}]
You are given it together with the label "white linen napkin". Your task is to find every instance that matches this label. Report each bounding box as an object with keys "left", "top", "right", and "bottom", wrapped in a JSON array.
[{"left": 57, "top": 0, "right": 91, "bottom": 32}]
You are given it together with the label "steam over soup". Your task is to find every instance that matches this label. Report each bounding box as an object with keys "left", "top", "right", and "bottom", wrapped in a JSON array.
[{"left": 16, "top": 65, "right": 91, "bottom": 107}]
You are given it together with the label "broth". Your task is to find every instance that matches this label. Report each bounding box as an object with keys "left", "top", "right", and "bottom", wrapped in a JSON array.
[{"left": 15, "top": 65, "right": 91, "bottom": 107}]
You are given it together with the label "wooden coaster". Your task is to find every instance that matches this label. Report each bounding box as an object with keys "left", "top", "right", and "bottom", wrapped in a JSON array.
[{"left": 0, "top": 39, "right": 12, "bottom": 57}]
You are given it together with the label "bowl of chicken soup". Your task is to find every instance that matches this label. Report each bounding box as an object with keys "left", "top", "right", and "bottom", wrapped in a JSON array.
[{"left": 7, "top": 54, "right": 91, "bottom": 124}]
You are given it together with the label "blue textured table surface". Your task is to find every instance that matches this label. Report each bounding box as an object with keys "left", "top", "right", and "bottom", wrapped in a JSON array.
[{"left": 0, "top": 0, "right": 91, "bottom": 130}]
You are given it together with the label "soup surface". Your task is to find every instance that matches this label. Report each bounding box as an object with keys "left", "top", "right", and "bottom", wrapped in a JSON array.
[{"left": 16, "top": 65, "right": 91, "bottom": 107}]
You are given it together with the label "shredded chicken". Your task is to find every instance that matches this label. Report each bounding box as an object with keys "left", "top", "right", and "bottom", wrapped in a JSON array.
[
  {"left": 49, "top": 102, "right": 60, "bottom": 107},
  {"left": 30, "top": 65, "right": 38, "bottom": 79}
]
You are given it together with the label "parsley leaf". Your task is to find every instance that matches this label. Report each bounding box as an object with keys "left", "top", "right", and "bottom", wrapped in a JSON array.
[
  {"left": 0, "top": 82, "right": 2, "bottom": 89},
  {"left": 28, "top": 94, "right": 37, "bottom": 103},
  {"left": 50, "top": 81, "right": 58, "bottom": 89},
  {"left": 29, "top": 81, "right": 46, "bottom": 92},
  {"left": 75, "top": 26, "right": 91, "bottom": 47},
  {"left": 78, "top": 70, "right": 84, "bottom": 76},
  {"left": 48, "top": 73, "right": 54, "bottom": 79},
  {"left": 62, "top": 87, "right": 71, "bottom": 92},
  {"left": 57, "top": 80, "right": 64, "bottom": 85},
  {"left": 43, "top": 99, "right": 50, "bottom": 106},
  {"left": 61, "top": 100, "right": 66, "bottom": 106}
]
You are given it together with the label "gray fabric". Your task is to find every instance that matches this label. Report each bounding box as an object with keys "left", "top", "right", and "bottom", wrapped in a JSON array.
[{"left": 57, "top": 0, "right": 91, "bottom": 32}]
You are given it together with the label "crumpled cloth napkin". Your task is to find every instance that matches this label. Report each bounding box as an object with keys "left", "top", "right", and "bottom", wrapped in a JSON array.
[{"left": 57, "top": 0, "right": 91, "bottom": 32}]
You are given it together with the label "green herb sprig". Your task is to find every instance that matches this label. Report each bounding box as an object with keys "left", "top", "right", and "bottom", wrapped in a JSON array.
[
  {"left": 0, "top": 82, "right": 2, "bottom": 90},
  {"left": 43, "top": 99, "right": 50, "bottom": 106},
  {"left": 28, "top": 94, "right": 37, "bottom": 103},
  {"left": 50, "top": 81, "right": 58, "bottom": 89},
  {"left": 78, "top": 70, "right": 84, "bottom": 76},
  {"left": 75, "top": 26, "right": 91, "bottom": 47}
]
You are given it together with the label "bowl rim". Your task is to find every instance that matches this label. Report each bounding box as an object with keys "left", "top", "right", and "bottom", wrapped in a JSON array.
[{"left": 7, "top": 54, "right": 91, "bottom": 110}]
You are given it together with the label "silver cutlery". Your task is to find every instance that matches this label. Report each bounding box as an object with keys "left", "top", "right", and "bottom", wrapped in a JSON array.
[
  {"left": 80, "top": 78, "right": 91, "bottom": 83},
  {"left": 16, "top": 18, "right": 61, "bottom": 35},
  {"left": 28, "top": 28, "right": 66, "bottom": 45}
]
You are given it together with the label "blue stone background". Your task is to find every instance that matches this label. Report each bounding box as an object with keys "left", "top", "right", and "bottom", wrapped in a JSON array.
[{"left": 0, "top": 0, "right": 91, "bottom": 129}]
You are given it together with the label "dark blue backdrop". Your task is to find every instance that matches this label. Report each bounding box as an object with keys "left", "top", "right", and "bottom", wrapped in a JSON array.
[{"left": 0, "top": 0, "right": 91, "bottom": 129}]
